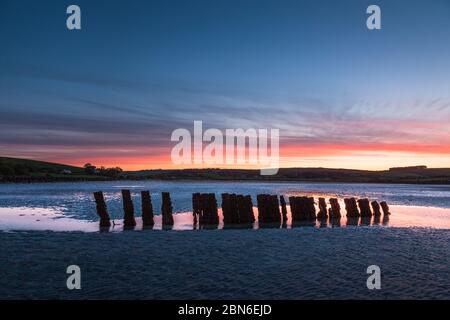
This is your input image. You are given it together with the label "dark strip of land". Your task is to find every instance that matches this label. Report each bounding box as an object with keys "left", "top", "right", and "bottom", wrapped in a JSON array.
[{"left": 1, "top": 157, "right": 450, "bottom": 184}]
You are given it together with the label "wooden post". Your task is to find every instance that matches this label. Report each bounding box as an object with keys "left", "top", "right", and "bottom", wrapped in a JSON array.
[
  {"left": 329, "top": 198, "right": 341, "bottom": 218},
  {"left": 93, "top": 191, "right": 111, "bottom": 227},
  {"left": 317, "top": 197, "right": 328, "bottom": 219},
  {"left": 244, "top": 195, "right": 255, "bottom": 223},
  {"left": 357, "top": 198, "right": 372, "bottom": 217},
  {"left": 141, "top": 191, "right": 154, "bottom": 226},
  {"left": 257, "top": 194, "right": 280, "bottom": 224},
  {"left": 306, "top": 197, "right": 316, "bottom": 219},
  {"left": 371, "top": 201, "right": 381, "bottom": 216},
  {"left": 121, "top": 189, "right": 136, "bottom": 227},
  {"left": 161, "top": 192, "right": 174, "bottom": 226},
  {"left": 209, "top": 193, "right": 219, "bottom": 224},
  {"left": 192, "top": 193, "right": 201, "bottom": 225},
  {"left": 280, "top": 195, "right": 288, "bottom": 223},
  {"left": 380, "top": 201, "right": 391, "bottom": 215},
  {"left": 344, "top": 197, "right": 360, "bottom": 217}
]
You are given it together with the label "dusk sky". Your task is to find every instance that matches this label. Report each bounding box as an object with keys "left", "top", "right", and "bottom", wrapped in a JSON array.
[{"left": 1, "top": 0, "right": 450, "bottom": 170}]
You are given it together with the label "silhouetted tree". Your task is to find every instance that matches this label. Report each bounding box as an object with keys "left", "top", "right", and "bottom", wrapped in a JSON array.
[{"left": 83, "top": 163, "right": 97, "bottom": 175}]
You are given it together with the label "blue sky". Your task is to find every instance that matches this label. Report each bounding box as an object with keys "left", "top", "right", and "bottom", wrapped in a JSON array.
[{"left": 1, "top": 0, "right": 450, "bottom": 169}]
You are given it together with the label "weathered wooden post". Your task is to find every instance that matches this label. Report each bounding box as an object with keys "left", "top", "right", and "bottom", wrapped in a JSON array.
[
  {"left": 280, "top": 195, "right": 288, "bottom": 223},
  {"left": 289, "top": 196, "right": 299, "bottom": 221},
  {"left": 357, "top": 198, "right": 372, "bottom": 217},
  {"left": 257, "top": 194, "right": 267, "bottom": 223},
  {"left": 329, "top": 198, "right": 341, "bottom": 218},
  {"left": 141, "top": 191, "right": 154, "bottom": 227},
  {"left": 380, "top": 201, "right": 391, "bottom": 216},
  {"left": 270, "top": 195, "right": 281, "bottom": 222},
  {"left": 161, "top": 192, "right": 174, "bottom": 226},
  {"left": 93, "top": 191, "right": 111, "bottom": 227},
  {"left": 244, "top": 195, "right": 255, "bottom": 223},
  {"left": 344, "top": 197, "right": 360, "bottom": 217},
  {"left": 306, "top": 197, "right": 316, "bottom": 219},
  {"left": 317, "top": 197, "right": 328, "bottom": 219},
  {"left": 209, "top": 193, "right": 219, "bottom": 224},
  {"left": 257, "top": 194, "right": 280, "bottom": 224},
  {"left": 192, "top": 193, "right": 202, "bottom": 225},
  {"left": 121, "top": 189, "right": 136, "bottom": 227},
  {"left": 371, "top": 201, "right": 381, "bottom": 216}
]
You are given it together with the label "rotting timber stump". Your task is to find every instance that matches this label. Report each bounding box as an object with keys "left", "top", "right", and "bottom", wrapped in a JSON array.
[
  {"left": 344, "top": 197, "right": 360, "bottom": 217},
  {"left": 371, "top": 201, "right": 381, "bottom": 216},
  {"left": 161, "top": 192, "right": 174, "bottom": 226},
  {"left": 317, "top": 197, "right": 328, "bottom": 219},
  {"left": 257, "top": 194, "right": 281, "bottom": 224},
  {"left": 329, "top": 198, "right": 341, "bottom": 218},
  {"left": 93, "top": 191, "right": 111, "bottom": 227},
  {"left": 199, "top": 193, "right": 219, "bottom": 225},
  {"left": 357, "top": 198, "right": 372, "bottom": 217},
  {"left": 380, "top": 201, "right": 391, "bottom": 216},
  {"left": 141, "top": 191, "right": 154, "bottom": 226},
  {"left": 289, "top": 196, "right": 316, "bottom": 221},
  {"left": 280, "top": 195, "right": 288, "bottom": 223},
  {"left": 222, "top": 193, "right": 254, "bottom": 224},
  {"left": 121, "top": 189, "right": 136, "bottom": 227}
]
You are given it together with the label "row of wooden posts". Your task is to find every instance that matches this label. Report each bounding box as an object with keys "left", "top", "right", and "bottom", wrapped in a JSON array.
[{"left": 94, "top": 190, "right": 391, "bottom": 228}]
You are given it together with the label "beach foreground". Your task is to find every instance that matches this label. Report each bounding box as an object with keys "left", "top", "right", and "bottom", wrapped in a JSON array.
[{"left": 1, "top": 227, "right": 448, "bottom": 299}]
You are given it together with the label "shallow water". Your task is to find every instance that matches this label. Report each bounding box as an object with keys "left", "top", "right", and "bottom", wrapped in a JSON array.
[
  {"left": 0, "top": 181, "right": 449, "bottom": 231},
  {"left": 0, "top": 181, "right": 449, "bottom": 300}
]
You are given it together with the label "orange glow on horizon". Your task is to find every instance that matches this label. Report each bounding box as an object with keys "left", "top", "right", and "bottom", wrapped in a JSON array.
[{"left": 46, "top": 141, "right": 450, "bottom": 171}]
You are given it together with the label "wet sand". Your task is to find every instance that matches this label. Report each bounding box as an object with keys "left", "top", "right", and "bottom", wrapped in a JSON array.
[{"left": 0, "top": 227, "right": 448, "bottom": 299}]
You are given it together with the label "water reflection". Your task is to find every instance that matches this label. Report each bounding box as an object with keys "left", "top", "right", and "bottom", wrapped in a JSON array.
[
  {"left": 2, "top": 203, "right": 449, "bottom": 232},
  {"left": 318, "top": 218, "right": 328, "bottom": 228},
  {"left": 346, "top": 217, "right": 359, "bottom": 226},
  {"left": 360, "top": 216, "right": 372, "bottom": 226},
  {"left": 292, "top": 220, "right": 316, "bottom": 228},
  {"left": 373, "top": 215, "right": 381, "bottom": 225},
  {"left": 330, "top": 217, "right": 341, "bottom": 227}
]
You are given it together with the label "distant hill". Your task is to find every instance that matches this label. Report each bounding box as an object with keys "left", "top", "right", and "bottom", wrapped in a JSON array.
[
  {"left": 1, "top": 157, "right": 450, "bottom": 184},
  {"left": 0, "top": 157, "right": 84, "bottom": 176},
  {"left": 126, "top": 166, "right": 450, "bottom": 184}
]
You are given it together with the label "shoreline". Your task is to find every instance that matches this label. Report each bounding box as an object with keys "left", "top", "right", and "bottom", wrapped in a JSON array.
[{"left": 1, "top": 177, "right": 450, "bottom": 185}]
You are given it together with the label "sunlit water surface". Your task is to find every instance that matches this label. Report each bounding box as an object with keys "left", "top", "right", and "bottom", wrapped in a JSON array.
[{"left": 0, "top": 181, "right": 449, "bottom": 231}]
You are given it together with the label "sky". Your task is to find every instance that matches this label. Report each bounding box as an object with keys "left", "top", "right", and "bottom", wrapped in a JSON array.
[{"left": 1, "top": 0, "right": 450, "bottom": 170}]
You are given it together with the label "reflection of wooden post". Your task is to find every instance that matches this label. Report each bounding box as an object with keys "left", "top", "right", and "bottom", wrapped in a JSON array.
[
  {"left": 371, "top": 201, "right": 381, "bottom": 216},
  {"left": 93, "top": 191, "right": 111, "bottom": 227},
  {"left": 317, "top": 197, "right": 328, "bottom": 219},
  {"left": 161, "top": 192, "right": 174, "bottom": 226},
  {"left": 357, "top": 198, "right": 372, "bottom": 217},
  {"left": 121, "top": 189, "right": 136, "bottom": 227},
  {"left": 380, "top": 201, "right": 391, "bottom": 216},
  {"left": 329, "top": 198, "right": 341, "bottom": 218},
  {"left": 141, "top": 191, "right": 154, "bottom": 226}
]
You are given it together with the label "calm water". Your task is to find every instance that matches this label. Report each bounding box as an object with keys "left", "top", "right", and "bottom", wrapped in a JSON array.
[{"left": 0, "top": 180, "right": 450, "bottom": 231}]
